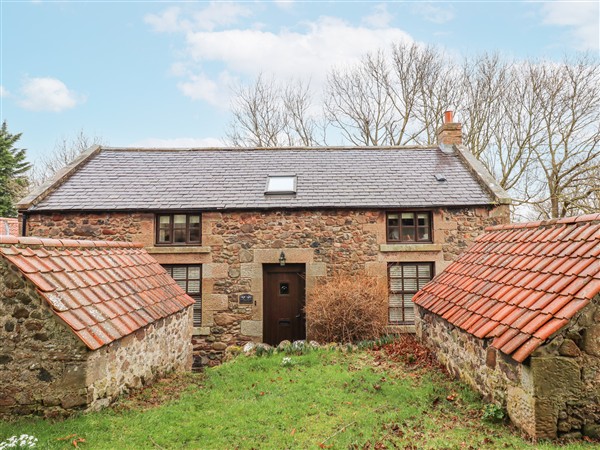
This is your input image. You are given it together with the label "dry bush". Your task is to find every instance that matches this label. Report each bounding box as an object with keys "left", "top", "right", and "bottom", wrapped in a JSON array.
[{"left": 305, "top": 272, "right": 388, "bottom": 343}]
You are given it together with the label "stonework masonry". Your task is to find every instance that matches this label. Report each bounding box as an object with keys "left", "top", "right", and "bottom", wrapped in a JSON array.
[
  {"left": 25, "top": 205, "right": 509, "bottom": 366},
  {"left": 0, "top": 256, "right": 193, "bottom": 418},
  {"left": 85, "top": 308, "right": 192, "bottom": 411},
  {"left": 416, "top": 297, "right": 600, "bottom": 440}
]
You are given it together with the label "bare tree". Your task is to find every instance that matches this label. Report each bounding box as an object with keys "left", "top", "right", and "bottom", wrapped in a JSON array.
[
  {"left": 325, "top": 51, "right": 395, "bottom": 146},
  {"left": 30, "top": 130, "right": 104, "bottom": 187},
  {"left": 228, "top": 49, "right": 600, "bottom": 220},
  {"left": 227, "top": 74, "right": 321, "bottom": 147},
  {"left": 460, "top": 55, "right": 542, "bottom": 210},
  {"left": 460, "top": 53, "right": 509, "bottom": 159},
  {"left": 325, "top": 43, "right": 458, "bottom": 146},
  {"left": 527, "top": 55, "right": 600, "bottom": 218}
]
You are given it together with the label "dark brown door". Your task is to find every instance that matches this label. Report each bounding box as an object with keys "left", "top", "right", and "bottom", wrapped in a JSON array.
[{"left": 263, "top": 264, "right": 306, "bottom": 345}]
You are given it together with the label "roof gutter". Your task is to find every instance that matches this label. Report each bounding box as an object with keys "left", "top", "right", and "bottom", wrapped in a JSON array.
[{"left": 17, "top": 145, "right": 103, "bottom": 212}]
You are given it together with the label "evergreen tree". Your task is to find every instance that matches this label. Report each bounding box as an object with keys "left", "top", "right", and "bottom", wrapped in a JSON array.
[{"left": 0, "top": 122, "right": 31, "bottom": 217}]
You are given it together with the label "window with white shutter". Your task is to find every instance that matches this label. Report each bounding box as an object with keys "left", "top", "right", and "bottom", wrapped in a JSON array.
[
  {"left": 388, "top": 263, "right": 433, "bottom": 324},
  {"left": 163, "top": 264, "right": 202, "bottom": 326}
]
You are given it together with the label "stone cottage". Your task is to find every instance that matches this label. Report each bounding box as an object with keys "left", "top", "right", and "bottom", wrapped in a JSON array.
[
  {"left": 0, "top": 236, "right": 193, "bottom": 418},
  {"left": 17, "top": 115, "right": 510, "bottom": 366},
  {"left": 413, "top": 214, "right": 600, "bottom": 439}
]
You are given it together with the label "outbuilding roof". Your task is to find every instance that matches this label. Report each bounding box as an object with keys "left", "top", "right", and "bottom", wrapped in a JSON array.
[
  {"left": 18, "top": 145, "right": 509, "bottom": 212},
  {"left": 0, "top": 236, "right": 194, "bottom": 350},
  {"left": 413, "top": 214, "right": 600, "bottom": 363}
]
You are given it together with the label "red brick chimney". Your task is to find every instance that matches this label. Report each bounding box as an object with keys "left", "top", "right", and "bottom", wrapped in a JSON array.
[{"left": 437, "top": 110, "right": 462, "bottom": 146}]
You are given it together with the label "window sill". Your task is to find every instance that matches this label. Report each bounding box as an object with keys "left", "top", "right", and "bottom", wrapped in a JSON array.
[
  {"left": 380, "top": 243, "right": 442, "bottom": 252},
  {"left": 387, "top": 324, "right": 416, "bottom": 334},
  {"left": 146, "top": 246, "right": 211, "bottom": 254},
  {"left": 193, "top": 326, "right": 211, "bottom": 336}
]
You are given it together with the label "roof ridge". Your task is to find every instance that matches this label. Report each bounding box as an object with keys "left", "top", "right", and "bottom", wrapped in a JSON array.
[
  {"left": 100, "top": 145, "right": 440, "bottom": 152},
  {"left": 0, "top": 235, "right": 142, "bottom": 249},
  {"left": 485, "top": 213, "right": 600, "bottom": 232}
]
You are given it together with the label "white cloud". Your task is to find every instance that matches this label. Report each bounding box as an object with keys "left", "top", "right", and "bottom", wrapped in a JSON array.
[
  {"left": 130, "top": 137, "right": 224, "bottom": 148},
  {"left": 540, "top": 0, "right": 599, "bottom": 50},
  {"left": 145, "top": 6, "right": 181, "bottom": 33},
  {"left": 145, "top": 2, "right": 252, "bottom": 33},
  {"left": 18, "top": 77, "right": 84, "bottom": 112},
  {"left": 273, "top": 0, "right": 295, "bottom": 11},
  {"left": 0, "top": 86, "right": 8, "bottom": 97},
  {"left": 177, "top": 71, "right": 239, "bottom": 107},
  {"left": 147, "top": 3, "right": 414, "bottom": 108},
  {"left": 411, "top": 2, "right": 455, "bottom": 24},
  {"left": 362, "top": 4, "right": 393, "bottom": 28},
  {"left": 179, "top": 17, "right": 411, "bottom": 105}
]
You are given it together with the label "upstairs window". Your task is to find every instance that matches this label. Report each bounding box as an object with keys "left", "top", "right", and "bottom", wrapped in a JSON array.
[
  {"left": 156, "top": 213, "right": 201, "bottom": 245},
  {"left": 387, "top": 212, "right": 432, "bottom": 243},
  {"left": 265, "top": 175, "right": 296, "bottom": 195}
]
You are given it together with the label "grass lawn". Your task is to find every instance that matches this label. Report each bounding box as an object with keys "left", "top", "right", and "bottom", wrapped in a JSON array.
[{"left": 0, "top": 341, "right": 597, "bottom": 449}]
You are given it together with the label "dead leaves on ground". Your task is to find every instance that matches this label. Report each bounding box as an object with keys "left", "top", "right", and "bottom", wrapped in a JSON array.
[
  {"left": 56, "top": 434, "right": 86, "bottom": 447},
  {"left": 112, "top": 372, "right": 204, "bottom": 412},
  {"left": 374, "top": 335, "right": 447, "bottom": 376}
]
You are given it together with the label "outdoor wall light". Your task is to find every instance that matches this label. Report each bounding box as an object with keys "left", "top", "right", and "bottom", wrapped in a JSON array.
[{"left": 279, "top": 251, "right": 286, "bottom": 266}]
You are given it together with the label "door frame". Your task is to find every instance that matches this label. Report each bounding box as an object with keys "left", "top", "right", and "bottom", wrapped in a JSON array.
[{"left": 262, "top": 263, "right": 306, "bottom": 345}]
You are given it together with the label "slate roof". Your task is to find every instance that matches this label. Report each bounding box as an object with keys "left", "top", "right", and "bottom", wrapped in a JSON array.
[
  {"left": 19, "top": 146, "right": 507, "bottom": 212},
  {"left": 0, "top": 236, "right": 194, "bottom": 350},
  {"left": 413, "top": 214, "right": 600, "bottom": 363}
]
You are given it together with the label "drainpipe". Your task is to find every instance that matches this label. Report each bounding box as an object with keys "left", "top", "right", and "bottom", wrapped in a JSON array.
[{"left": 20, "top": 212, "right": 28, "bottom": 237}]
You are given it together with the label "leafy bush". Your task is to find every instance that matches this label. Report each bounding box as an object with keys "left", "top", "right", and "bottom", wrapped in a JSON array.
[
  {"left": 482, "top": 403, "right": 506, "bottom": 422},
  {"left": 305, "top": 272, "right": 388, "bottom": 343}
]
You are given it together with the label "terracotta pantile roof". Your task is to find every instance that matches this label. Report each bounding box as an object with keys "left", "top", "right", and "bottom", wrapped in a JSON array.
[
  {"left": 413, "top": 214, "right": 600, "bottom": 363},
  {"left": 0, "top": 236, "right": 194, "bottom": 350}
]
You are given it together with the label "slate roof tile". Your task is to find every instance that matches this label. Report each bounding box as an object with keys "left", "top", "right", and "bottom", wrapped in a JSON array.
[
  {"left": 0, "top": 237, "right": 194, "bottom": 350},
  {"left": 25, "top": 147, "right": 497, "bottom": 211},
  {"left": 413, "top": 215, "right": 600, "bottom": 363}
]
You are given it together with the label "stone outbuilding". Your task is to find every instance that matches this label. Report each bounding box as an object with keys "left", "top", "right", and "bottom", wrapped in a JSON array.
[
  {"left": 0, "top": 236, "right": 194, "bottom": 418},
  {"left": 414, "top": 214, "right": 600, "bottom": 439}
]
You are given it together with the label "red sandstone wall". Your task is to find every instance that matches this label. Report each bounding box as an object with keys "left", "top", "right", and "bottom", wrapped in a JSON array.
[{"left": 25, "top": 206, "right": 509, "bottom": 366}]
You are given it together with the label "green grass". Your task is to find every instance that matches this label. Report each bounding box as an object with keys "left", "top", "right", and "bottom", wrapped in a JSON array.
[{"left": 0, "top": 348, "right": 596, "bottom": 449}]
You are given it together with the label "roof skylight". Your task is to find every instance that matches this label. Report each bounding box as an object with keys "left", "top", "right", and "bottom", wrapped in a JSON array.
[{"left": 266, "top": 175, "right": 297, "bottom": 195}]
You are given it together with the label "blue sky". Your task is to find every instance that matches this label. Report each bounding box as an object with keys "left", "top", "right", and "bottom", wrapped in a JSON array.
[{"left": 1, "top": 0, "right": 599, "bottom": 163}]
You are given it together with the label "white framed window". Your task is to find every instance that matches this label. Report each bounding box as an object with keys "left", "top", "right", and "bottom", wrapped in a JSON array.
[{"left": 265, "top": 175, "right": 297, "bottom": 194}]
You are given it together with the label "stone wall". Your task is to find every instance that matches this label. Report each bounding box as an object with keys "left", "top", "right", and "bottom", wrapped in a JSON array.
[
  {"left": 0, "top": 255, "right": 194, "bottom": 418},
  {"left": 25, "top": 205, "right": 509, "bottom": 366},
  {"left": 416, "top": 295, "right": 600, "bottom": 440},
  {"left": 0, "top": 258, "right": 90, "bottom": 418},
  {"left": 415, "top": 307, "right": 521, "bottom": 404},
  {"left": 86, "top": 308, "right": 193, "bottom": 411},
  {"left": 24, "top": 212, "right": 153, "bottom": 243},
  {"left": 511, "top": 296, "right": 600, "bottom": 440}
]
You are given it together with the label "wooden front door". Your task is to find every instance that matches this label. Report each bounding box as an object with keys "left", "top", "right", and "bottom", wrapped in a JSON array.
[{"left": 263, "top": 264, "right": 306, "bottom": 346}]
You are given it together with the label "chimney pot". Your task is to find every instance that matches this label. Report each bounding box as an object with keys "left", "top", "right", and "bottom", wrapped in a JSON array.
[
  {"left": 437, "top": 111, "right": 462, "bottom": 146},
  {"left": 444, "top": 110, "right": 454, "bottom": 124}
]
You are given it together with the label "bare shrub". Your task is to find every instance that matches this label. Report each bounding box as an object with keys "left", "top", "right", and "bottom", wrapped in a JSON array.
[{"left": 305, "top": 272, "right": 388, "bottom": 343}]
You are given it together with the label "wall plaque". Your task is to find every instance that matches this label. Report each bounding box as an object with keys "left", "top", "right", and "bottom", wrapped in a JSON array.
[{"left": 239, "top": 294, "right": 254, "bottom": 305}]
